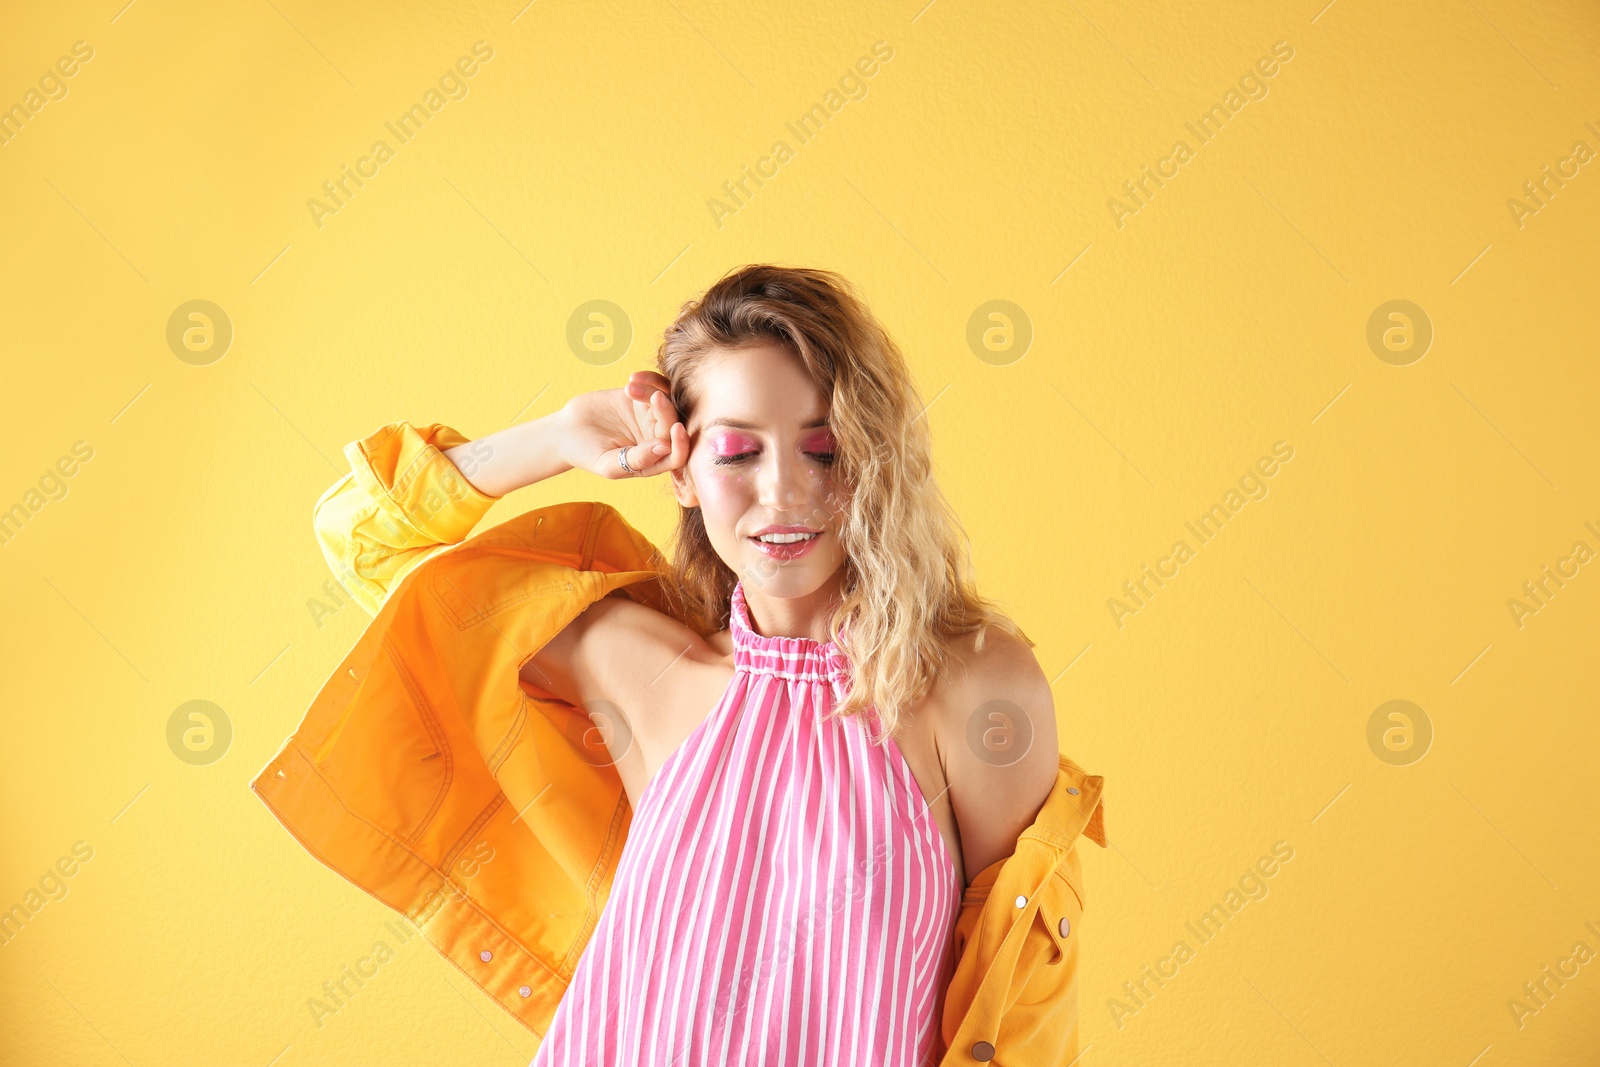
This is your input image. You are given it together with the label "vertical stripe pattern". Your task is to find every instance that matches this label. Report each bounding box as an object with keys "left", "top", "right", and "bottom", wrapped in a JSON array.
[{"left": 531, "top": 580, "right": 961, "bottom": 1066}]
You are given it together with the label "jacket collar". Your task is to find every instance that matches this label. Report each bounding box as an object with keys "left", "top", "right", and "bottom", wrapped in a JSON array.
[
  {"left": 959, "top": 753, "right": 1107, "bottom": 898},
  {"left": 1030, "top": 755, "right": 1107, "bottom": 853}
]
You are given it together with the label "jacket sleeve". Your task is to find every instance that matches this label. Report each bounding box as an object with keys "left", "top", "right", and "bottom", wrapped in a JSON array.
[
  {"left": 1001, "top": 849, "right": 1089, "bottom": 1061},
  {"left": 313, "top": 420, "right": 503, "bottom": 617},
  {"left": 250, "top": 500, "right": 672, "bottom": 1037},
  {"left": 939, "top": 764, "right": 1107, "bottom": 1066},
  {"left": 938, "top": 848, "right": 1090, "bottom": 1066}
]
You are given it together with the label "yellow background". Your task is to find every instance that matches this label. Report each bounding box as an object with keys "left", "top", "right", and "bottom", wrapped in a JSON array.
[{"left": 3, "top": 1, "right": 1597, "bottom": 1064}]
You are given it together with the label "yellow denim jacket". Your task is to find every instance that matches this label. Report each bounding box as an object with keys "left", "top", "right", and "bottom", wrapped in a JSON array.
[{"left": 249, "top": 421, "right": 1108, "bottom": 1065}]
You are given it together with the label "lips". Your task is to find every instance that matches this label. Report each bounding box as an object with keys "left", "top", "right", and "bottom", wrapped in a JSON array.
[{"left": 749, "top": 528, "right": 822, "bottom": 561}]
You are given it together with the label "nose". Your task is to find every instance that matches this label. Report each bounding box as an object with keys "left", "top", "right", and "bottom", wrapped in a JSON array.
[{"left": 755, "top": 446, "right": 809, "bottom": 511}]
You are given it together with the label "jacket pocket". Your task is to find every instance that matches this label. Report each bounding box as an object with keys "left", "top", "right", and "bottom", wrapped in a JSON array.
[
  {"left": 317, "top": 640, "right": 453, "bottom": 845},
  {"left": 1038, "top": 867, "right": 1081, "bottom": 965},
  {"left": 1010, "top": 861, "right": 1085, "bottom": 1008}
]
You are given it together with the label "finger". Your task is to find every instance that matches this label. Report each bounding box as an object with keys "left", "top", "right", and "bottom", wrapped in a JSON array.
[
  {"left": 648, "top": 388, "right": 675, "bottom": 443},
  {"left": 613, "top": 443, "right": 653, "bottom": 478},
  {"left": 667, "top": 419, "right": 689, "bottom": 468},
  {"left": 632, "top": 387, "right": 667, "bottom": 445},
  {"left": 636, "top": 390, "right": 678, "bottom": 436},
  {"left": 656, "top": 421, "right": 687, "bottom": 472},
  {"left": 625, "top": 378, "right": 670, "bottom": 421},
  {"left": 624, "top": 372, "right": 670, "bottom": 401},
  {"left": 627, "top": 392, "right": 655, "bottom": 446},
  {"left": 620, "top": 384, "right": 679, "bottom": 465},
  {"left": 629, "top": 424, "right": 680, "bottom": 478}
]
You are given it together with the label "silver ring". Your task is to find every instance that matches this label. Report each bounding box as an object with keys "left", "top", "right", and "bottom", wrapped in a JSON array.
[{"left": 618, "top": 446, "right": 638, "bottom": 474}]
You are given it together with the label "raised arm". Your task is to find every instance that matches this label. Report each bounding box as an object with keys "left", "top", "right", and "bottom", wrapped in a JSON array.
[{"left": 314, "top": 372, "right": 689, "bottom": 617}]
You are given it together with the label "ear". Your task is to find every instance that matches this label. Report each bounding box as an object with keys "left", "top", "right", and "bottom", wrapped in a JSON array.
[{"left": 671, "top": 464, "right": 700, "bottom": 508}]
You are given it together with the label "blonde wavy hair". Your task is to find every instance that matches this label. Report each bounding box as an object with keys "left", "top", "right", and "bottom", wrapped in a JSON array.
[{"left": 654, "top": 264, "right": 1031, "bottom": 744}]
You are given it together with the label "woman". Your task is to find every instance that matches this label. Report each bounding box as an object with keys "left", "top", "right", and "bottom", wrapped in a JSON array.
[
  {"left": 262, "top": 265, "right": 1088, "bottom": 1062},
  {"left": 435, "top": 265, "right": 1060, "bottom": 1064}
]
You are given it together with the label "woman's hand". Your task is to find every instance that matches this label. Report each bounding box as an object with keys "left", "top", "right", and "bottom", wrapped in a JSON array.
[{"left": 559, "top": 371, "right": 691, "bottom": 480}]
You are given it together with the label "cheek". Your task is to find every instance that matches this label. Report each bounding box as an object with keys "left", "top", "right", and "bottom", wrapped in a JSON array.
[
  {"left": 808, "top": 466, "right": 846, "bottom": 514},
  {"left": 692, "top": 456, "right": 757, "bottom": 512}
]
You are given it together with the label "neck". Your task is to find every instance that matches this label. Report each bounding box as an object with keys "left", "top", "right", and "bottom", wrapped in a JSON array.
[{"left": 742, "top": 572, "right": 845, "bottom": 643}]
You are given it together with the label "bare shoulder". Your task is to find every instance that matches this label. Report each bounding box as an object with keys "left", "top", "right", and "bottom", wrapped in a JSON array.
[
  {"left": 520, "top": 591, "right": 721, "bottom": 710},
  {"left": 930, "top": 625, "right": 1062, "bottom": 879}
]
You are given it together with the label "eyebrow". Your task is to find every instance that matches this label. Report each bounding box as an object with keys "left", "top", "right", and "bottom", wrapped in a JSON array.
[{"left": 702, "top": 416, "right": 831, "bottom": 432}]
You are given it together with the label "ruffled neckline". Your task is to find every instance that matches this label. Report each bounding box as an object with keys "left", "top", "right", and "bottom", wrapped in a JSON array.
[{"left": 728, "top": 580, "right": 852, "bottom": 684}]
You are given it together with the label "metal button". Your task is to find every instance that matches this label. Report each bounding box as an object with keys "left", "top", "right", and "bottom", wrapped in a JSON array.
[
  {"left": 480, "top": 950, "right": 493, "bottom": 962},
  {"left": 1014, "top": 894, "right": 1027, "bottom": 908},
  {"left": 518, "top": 985, "right": 532, "bottom": 998},
  {"left": 1059, "top": 917, "right": 1071, "bottom": 937},
  {"left": 971, "top": 1040, "right": 995, "bottom": 1061},
  {"left": 1066, "top": 786, "right": 1079, "bottom": 795}
]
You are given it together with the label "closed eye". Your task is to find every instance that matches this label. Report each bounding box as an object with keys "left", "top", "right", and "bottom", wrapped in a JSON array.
[{"left": 712, "top": 451, "right": 836, "bottom": 466}]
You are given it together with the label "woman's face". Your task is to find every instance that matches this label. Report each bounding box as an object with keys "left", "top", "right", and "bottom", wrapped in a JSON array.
[{"left": 672, "top": 341, "right": 848, "bottom": 600}]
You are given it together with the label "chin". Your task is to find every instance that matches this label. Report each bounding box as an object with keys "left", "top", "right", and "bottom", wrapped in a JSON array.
[
  {"left": 748, "top": 566, "right": 851, "bottom": 601},
  {"left": 739, "top": 567, "right": 832, "bottom": 599},
  {"left": 724, "top": 539, "right": 843, "bottom": 598}
]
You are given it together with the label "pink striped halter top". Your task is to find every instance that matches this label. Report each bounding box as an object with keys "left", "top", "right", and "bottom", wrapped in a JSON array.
[{"left": 531, "top": 579, "right": 963, "bottom": 1066}]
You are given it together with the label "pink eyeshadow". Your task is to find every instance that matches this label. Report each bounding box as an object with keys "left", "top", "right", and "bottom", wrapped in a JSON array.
[
  {"left": 711, "top": 432, "right": 758, "bottom": 456},
  {"left": 800, "top": 430, "right": 837, "bottom": 452}
]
